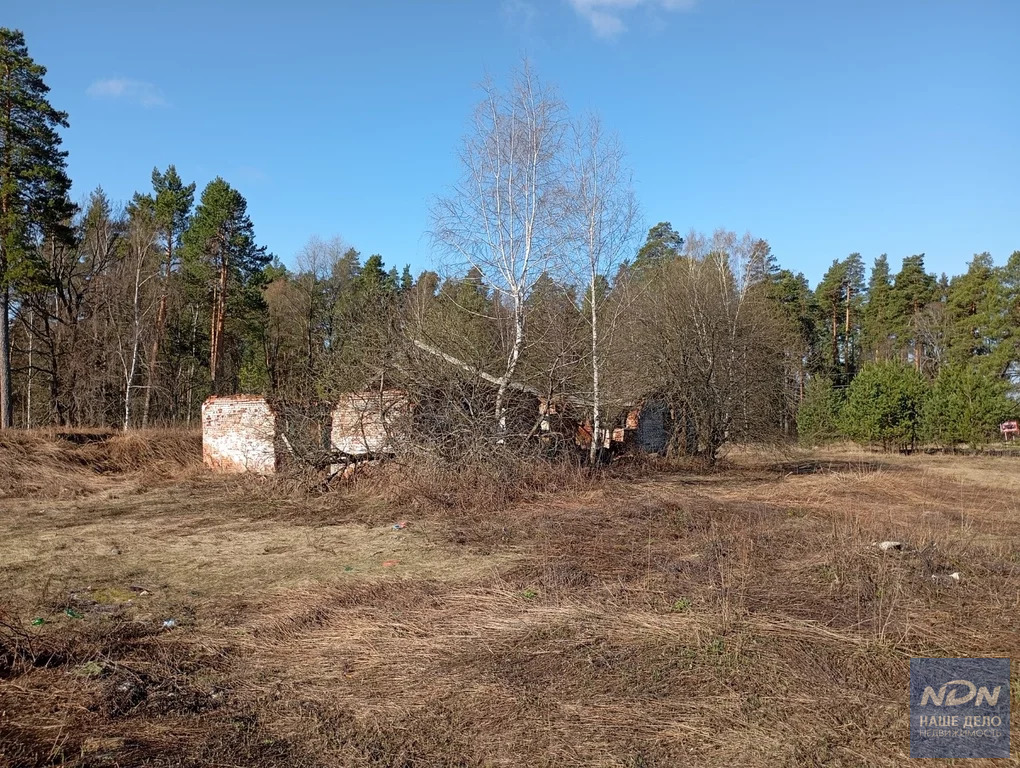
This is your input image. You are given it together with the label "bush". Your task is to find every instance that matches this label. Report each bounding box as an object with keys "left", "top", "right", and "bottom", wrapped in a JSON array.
[
  {"left": 921, "top": 364, "right": 1014, "bottom": 448},
  {"left": 796, "top": 376, "right": 842, "bottom": 445},
  {"left": 838, "top": 361, "right": 928, "bottom": 451}
]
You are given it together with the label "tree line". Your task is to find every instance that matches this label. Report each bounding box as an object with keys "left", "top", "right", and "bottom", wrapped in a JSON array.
[
  {"left": 795, "top": 250, "right": 1020, "bottom": 450},
  {"left": 1, "top": 31, "right": 1017, "bottom": 458}
]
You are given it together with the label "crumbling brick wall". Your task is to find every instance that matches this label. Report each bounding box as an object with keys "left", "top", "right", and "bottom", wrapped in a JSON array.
[
  {"left": 202, "top": 396, "right": 278, "bottom": 474},
  {"left": 331, "top": 391, "right": 407, "bottom": 456}
]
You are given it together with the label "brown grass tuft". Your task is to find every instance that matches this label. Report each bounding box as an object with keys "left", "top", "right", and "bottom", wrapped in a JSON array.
[{"left": 0, "top": 428, "right": 200, "bottom": 498}]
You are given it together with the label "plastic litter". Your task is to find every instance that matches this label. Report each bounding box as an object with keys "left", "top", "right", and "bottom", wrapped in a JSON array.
[
  {"left": 876, "top": 541, "right": 904, "bottom": 552},
  {"left": 31, "top": 617, "right": 45, "bottom": 626},
  {"left": 162, "top": 618, "right": 177, "bottom": 629},
  {"left": 382, "top": 560, "right": 400, "bottom": 567},
  {"left": 64, "top": 607, "right": 84, "bottom": 619},
  {"left": 393, "top": 521, "right": 408, "bottom": 530}
]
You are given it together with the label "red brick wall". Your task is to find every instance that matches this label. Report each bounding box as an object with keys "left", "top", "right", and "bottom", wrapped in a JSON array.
[
  {"left": 201, "top": 396, "right": 278, "bottom": 474},
  {"left": 331, "top": 391, "right": 406, "bottom": 455}
]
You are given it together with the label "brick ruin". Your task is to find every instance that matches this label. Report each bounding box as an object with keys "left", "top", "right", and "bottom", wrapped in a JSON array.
[
  {"left": 331, "top": 391, "right": 407, "bottom": 456},
  {"left": 201, "top": 396, "right": 278, "bottom": 474},
  {"left": 202, "top": 392, "right": 406, "bottom": 474},
  {"left": 203, "top": 390, "right": 676, "bottom": 475}
]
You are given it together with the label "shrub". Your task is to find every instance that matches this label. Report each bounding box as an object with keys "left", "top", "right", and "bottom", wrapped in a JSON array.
[
  {"left": 838, "top": 361, "right": 928, "bottom": 451},
  {"left": 921, "top": 364, "right": 1014, "bottom": 448},
  {"left": 796, "top": 376, "right": 842, "bottom": 445}
]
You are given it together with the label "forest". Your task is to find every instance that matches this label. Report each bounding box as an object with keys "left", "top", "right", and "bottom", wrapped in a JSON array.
[{"left": 2, "top": 29, "right": 1018, "bottom": 457}]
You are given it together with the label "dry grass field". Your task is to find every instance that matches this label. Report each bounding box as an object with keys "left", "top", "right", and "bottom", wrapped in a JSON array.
[{"left": 1, "top": 430, "right": 1019, "bottom": 766}]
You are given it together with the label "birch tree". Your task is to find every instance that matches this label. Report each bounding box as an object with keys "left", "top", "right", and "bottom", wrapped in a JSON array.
[
  {"left": 564, "top": 114, "right": 637, "bottom": 463},
  {"left": 116, "top": 195, "right": 160, "bottom": 429},
  {"left": 432, "top": 62, "right": 566, "bottom": 434}
]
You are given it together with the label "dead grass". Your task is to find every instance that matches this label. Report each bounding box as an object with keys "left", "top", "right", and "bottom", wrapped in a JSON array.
[
  {"left": 1, "top": 437, "right": 1019, "bottom": 766},
  {"left": 0, "top": 428, "right": 201, "bottom": 499}
]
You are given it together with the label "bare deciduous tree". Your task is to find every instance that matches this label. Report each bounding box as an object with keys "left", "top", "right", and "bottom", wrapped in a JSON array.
[
  {"left": 114, "top": 198, "right": 160, "bottom": 429},
  {"left": 621, "top": 229, "right": 785, "bottom": 462},
  {"left": 432, "top": 62, "right": 566, "bottom": 434}
]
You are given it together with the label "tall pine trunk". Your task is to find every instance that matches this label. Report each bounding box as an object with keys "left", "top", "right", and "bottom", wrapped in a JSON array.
[
  {"left": 0, "top": 282, "right": 12, "bottom": 428},
  {"left": 913, "top": 300, "right": 921, "bottom": 371},
  {"left": 830, "top": 308, "right": 838, "bottom": 373},
  {"left": 210, "top": 254, "right": 228, "bottom": 388},
  {"left": 0, "top": 79, "right": 9, "bottom": 429},
  {"left": 845, "top": 283, "right": 852, "bottom": 379}
]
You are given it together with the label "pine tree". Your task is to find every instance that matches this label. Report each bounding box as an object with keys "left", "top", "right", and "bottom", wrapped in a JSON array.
[
  {"left": 633, "top": 221, "right": 683, "bottom": 269},
  {"left": 0, "top": 28, "right": 75, "bottom": 428},
  {"left": 318, "top": 253, "right": 401, "bottom": 395},
  {"left": 921, "top": 363, "right": 1013, "bottom": 448},
  {"left": 946, "top": 253, "right": 1007, "bottom": 375},
  {"left": 766, "top": 269, "right": 815, "bottom": 404},
  {"left": 796, "top": 376, "right": 841, "bottom": 445},
  {"left": 861, "top": 254, "right": 895, "bottom": 362},
  {"left": 841, "top": 253, "right": 866, "bottom": 380},
  {"left": 839, "top": 360, "right": 928, "bottom": 451},
  {"left": 893, "top": 254, "right": 936, "bottom": 370},
  {"left": 1001, "top": 250, "right": 1020, "bottom": 383},
  {"left": 814, "top": 259, "right": 846, "bottom": 381},
  {"left": 182, "top": 178, "right": 268, "bottom": 391},
  {"left": 358, "top": 254, "right": 389, "bottom": 294},
  {"left": 427, "top": 266, "right": 498, "bottom": 371},
  {"left": 140, "top": 165, "right": 194, "bottom": 425}
]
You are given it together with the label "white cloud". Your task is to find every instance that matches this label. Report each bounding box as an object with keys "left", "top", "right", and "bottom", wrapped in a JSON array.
[
  {"left": 566, "top": 0, "right": 696, "bottom": 38},
  {"left": 86, "top": 78, "right": 167, "bottom": 107}
]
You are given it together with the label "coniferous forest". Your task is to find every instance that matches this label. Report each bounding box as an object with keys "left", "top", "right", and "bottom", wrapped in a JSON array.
[{"left": 2, "top": 28, "right": 1018, "bottom": 454}]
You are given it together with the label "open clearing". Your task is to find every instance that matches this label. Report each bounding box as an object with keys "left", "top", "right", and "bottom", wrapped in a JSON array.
[{"left": 2, "top": 433, "right": 1019, "bottom": 766}]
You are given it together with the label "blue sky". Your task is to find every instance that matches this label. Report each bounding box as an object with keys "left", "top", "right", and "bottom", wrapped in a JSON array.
[{"left": 9, "top": 0, "right": 1019, "bottom": 285}]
